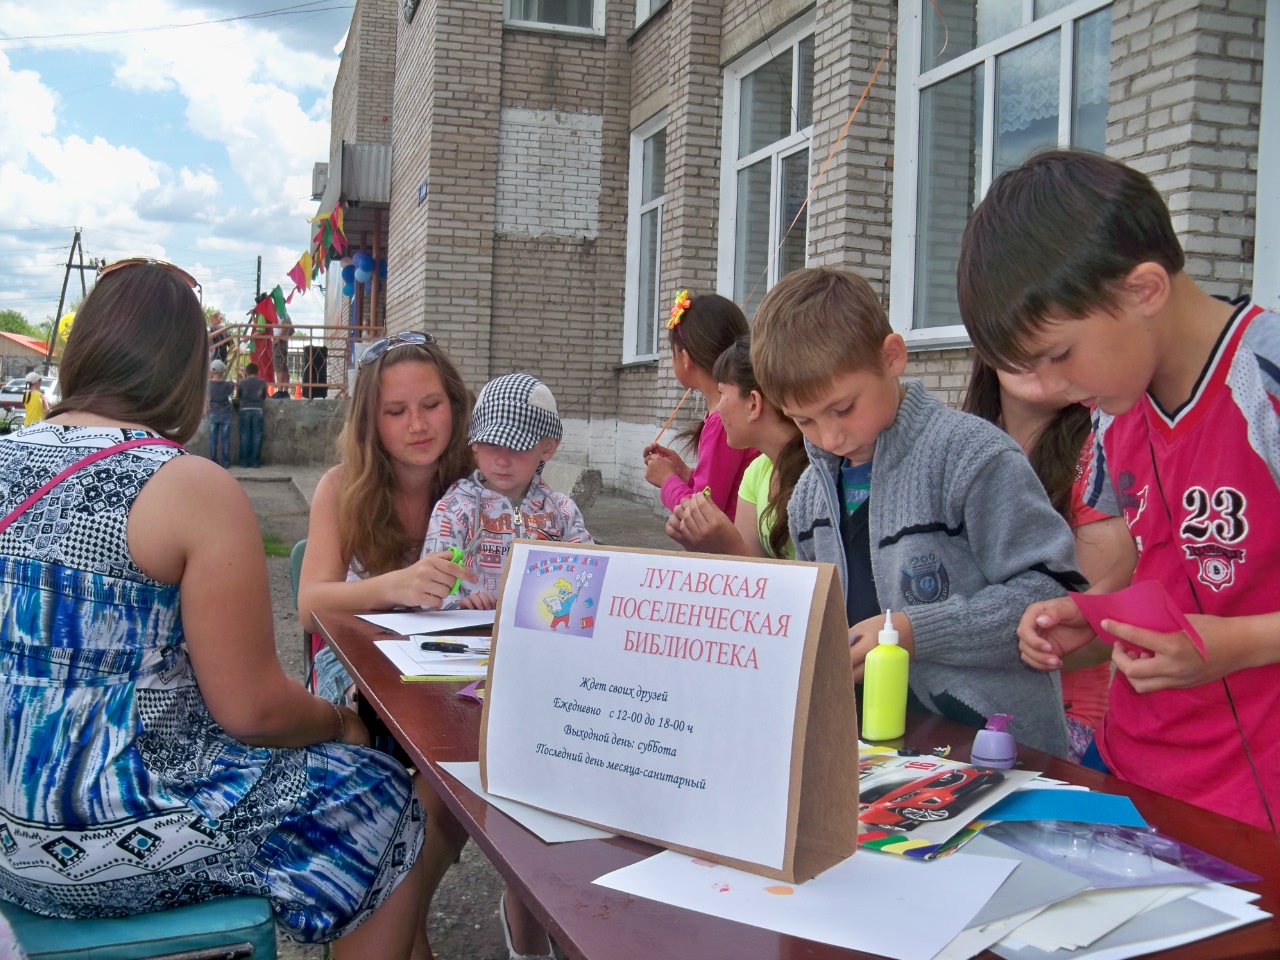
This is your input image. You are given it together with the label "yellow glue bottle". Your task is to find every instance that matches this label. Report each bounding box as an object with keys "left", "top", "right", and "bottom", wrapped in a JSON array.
[{"left": 861, "top": 609, "right": 909, "bottom": 741}]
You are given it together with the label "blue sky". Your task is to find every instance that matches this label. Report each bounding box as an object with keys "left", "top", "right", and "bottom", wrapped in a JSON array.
[{"left": 0, "top": 1, "right": 354, "bottom": 334}]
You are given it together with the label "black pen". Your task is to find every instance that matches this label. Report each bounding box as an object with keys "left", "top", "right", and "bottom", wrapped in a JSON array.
[{"left": 419, "top": 640, "right": 469, "bottom": 653}]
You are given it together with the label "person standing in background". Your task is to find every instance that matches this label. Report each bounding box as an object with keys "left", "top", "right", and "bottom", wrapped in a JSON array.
[
  {"left": 22, "top": 372, "right": 48, "bottom": 426},
  {"left": 236, "top": 362, "right": 267, "bottom": 467},
  {"left": 208, "top": 311, "right": 230, "bottom": 364},
  {"left": 206, "top": 359, "right": 234, "bottom": 468},
  {"left": 271, "top": 301, "right": 294, "bottom": 399}
]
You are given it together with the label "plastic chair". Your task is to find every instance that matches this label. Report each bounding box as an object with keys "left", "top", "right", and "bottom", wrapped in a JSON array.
[{"left": 0, "top": 895, "right": 276, "bottom": 959}]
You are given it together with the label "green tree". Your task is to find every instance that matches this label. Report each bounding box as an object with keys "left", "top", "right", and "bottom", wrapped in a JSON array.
[{"left": 0, "top": 310, "right": 41, "bottom": 338}]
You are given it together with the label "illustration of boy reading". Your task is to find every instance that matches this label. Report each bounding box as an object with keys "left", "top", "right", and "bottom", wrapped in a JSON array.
[{"left": 543, "top": 578, "right": 577, "bottom": 630}]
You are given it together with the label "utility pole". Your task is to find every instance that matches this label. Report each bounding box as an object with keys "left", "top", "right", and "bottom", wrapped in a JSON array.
[
  {"left": 43, "top": 229, "right": 105, "bottom": 373},
  {"left": 44, "top": 229, "right": 80, "bottom": 376},
  {"left": 255, "top": 256, "right": 262, "bottom": 300}
]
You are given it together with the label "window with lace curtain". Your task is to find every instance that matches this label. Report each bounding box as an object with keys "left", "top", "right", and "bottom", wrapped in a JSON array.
[{"left": 888, "top": 0, "right": 1113, "bottom": 345}]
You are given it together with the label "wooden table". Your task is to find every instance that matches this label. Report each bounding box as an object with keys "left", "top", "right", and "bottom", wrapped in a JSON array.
[{"left": 316, "top": 612, "right": 1280, "bottom": 960}]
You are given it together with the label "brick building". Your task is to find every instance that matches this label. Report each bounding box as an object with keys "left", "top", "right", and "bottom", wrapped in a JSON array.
[{"left": 317, "top": 0, "right": 1278, "bottom": 500}]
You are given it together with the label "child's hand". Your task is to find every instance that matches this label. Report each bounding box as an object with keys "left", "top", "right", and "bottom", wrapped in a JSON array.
[
  {"left": 1109, "top": 614, "right": 1238, "bottom": 692},
  {"left": 644, "top": 454, "right": 679, "bottom": 487},
  {"left": 848, "top": 611, "right": 914, "bottom": 682},
  {"left": 460, "top": 591, "right": 498, "bottom": 611},
  {"left": 642, "top": 444, "right": 692, "bottom": 484},
  {"left": 1018, "top": 597, "right": 1096, "bottom": 670},
  {"left": 394, "top": 550, "right": 477, "bottom": 609},
  {"left": 666, "top": 495, "right": 740, "bottom": 554}
]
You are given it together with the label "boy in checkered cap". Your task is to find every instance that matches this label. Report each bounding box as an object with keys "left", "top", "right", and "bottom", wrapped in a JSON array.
[{"left": 424, "top": 373, "right": 593, "bottom": 609}]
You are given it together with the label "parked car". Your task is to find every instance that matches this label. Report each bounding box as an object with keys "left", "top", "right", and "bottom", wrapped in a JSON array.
[
  {"left": 0, "top": 375, "right": 59, "bottom": 431},
  {"left": 0, "top": 378, "right": 27, "bottom": 412}
]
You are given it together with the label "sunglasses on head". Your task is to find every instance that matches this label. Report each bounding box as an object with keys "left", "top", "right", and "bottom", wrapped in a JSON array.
[
  {"left": 358, "top": 331, "right": 436, "bottom": 366},
  {"left": 96, "top": 258, "right": 202, "bottom": 302}
]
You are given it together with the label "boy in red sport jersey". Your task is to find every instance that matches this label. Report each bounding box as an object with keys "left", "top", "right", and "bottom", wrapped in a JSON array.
[{"left": 958, "top": 149, "right": 1280, "bottom": 831}]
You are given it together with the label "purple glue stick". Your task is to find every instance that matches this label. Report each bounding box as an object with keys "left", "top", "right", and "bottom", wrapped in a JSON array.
[{"left": 972, "top": 713, "right": 1018, "bottom": 769}]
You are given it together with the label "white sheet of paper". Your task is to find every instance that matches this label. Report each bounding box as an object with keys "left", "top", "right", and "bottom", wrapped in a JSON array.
[
  {"left": 358, "top": 609, "right": 495, "bottom": 635},
  {"left": 594, "top": 849, "right": 1018, "bottom": 960},
  {"left": 933, "top": 907, "right": 1049, "bottom": 960},
  {"left": 375, "top": 640, "right": 488, "bottom": 677},
  {"left": 992, "top": 883, "right": 1268, "bottom": 960},
  {"left": 437, "top": 761, "right": 613, "bottom": 843},
  {"left": 485, "top": 545, "right": 821, "bottom": 870},
  {"left": 1010, "top": 886, "right": 1182, "bottom": 952}
]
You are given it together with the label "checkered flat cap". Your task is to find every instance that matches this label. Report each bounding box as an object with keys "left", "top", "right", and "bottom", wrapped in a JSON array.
[{"left": 469, "top": 373, "right": 562, "bottom": 451}]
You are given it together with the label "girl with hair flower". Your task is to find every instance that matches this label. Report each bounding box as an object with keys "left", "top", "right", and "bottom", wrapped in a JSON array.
[{"left": 642, "top": 291, "right": 757, "bottom": 522}]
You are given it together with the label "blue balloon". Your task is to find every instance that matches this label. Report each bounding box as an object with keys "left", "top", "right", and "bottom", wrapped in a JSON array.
[
  {"left": 378, "top": 258, "right": 388, "bottom": 279},
  {"left": 341, "top": 264, "right": 356, "bottom": 283},
  {"left": 356, "top": 251, "right": 374, "bottom": 272},
  {"left": 342, "top": 281, "right": 355, "bottom": 296},
  {"left": 354, "top": 266, "right": 373, "bottom": 283}
]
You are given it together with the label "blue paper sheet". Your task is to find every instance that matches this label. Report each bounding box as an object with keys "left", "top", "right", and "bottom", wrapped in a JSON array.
[{"left": 985, "top": 789, "right": 1147, "bottom": 827}]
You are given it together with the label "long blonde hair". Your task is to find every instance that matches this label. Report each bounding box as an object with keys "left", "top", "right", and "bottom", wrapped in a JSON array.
[{"left": 337, "top": 342, "right": 474, "bottom": 576}]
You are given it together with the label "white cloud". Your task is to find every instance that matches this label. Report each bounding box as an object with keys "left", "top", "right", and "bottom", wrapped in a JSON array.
[
  {"left": 0, "top": 2, "right": 340, "bottom": 327},
  {"left": 0, "top": 51, "right": 56, "bottom": 167}
]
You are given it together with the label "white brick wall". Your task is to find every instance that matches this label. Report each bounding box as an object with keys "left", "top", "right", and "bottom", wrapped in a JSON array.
[
  {"left": 561, "top": 416, "right": 668, "bottom": 509},
  {"left": 496, "top": 108, "right": 603, "bottom": 237}
]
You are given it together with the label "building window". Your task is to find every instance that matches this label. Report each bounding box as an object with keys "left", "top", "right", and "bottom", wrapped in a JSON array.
[
  {"left": 624, "top": 114, "right": 667, "bottom": 362},
  {"left": 718, "top": 13, "right": 816, "bottom": 319},
  {"left": 506, "top": 0, "right": 604, "bottom": 35},
  {"left": 889, "top": 0, "right": 1112, "bottom": 345},
  {"left": 636, "top": 0, "right": 666, "bottom": 28}
]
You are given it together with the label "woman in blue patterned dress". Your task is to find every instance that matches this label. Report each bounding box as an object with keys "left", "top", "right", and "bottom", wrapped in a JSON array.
[{"left": 0, "top": 263, "right": 430, "bottom": 959}]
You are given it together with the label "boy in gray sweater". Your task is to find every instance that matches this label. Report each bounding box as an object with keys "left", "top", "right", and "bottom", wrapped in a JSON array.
[{"left": 751, "top": 267, "right": 1084, "bottom": 757}]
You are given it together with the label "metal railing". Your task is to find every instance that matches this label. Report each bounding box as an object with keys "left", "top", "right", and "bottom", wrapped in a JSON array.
[{"left": 208, "top": 322, "right": 385, "bottom": 398}]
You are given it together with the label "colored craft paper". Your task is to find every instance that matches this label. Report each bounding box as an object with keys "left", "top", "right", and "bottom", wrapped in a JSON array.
[
  {"left": 963, "top": 835, "right": 1092, "bottom": 927},
  {"left": 287, "top": 262, "right": 306, "bottom": 292},
  {"left": 856, "top": 750, "right": 1041, "bottom": 859},
  {"left": 984, "top": 789, "right": 1147, "bottom": 827},
  {"left": 1069, "top": 581, "right": 1205, "bottom": 657},
  {"left": 594, "top": 850, "right": 1018, "bottom": 960},
  {"left": 438, "top": 762, "right": 611, "bottom": 843}
]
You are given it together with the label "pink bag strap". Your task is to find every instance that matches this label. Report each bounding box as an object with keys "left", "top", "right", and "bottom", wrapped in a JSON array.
[{"left": 0, "top": 436, "right": 184, "bottom": 536}]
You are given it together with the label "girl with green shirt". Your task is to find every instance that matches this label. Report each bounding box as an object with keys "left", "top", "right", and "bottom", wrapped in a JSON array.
[{"left": 666, "top": 336, "right": 805, "bottom": 560}]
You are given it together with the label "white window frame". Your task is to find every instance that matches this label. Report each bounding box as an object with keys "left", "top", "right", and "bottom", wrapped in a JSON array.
[
  {"left": 623, "top": 111, "right": 668, "bottom": 363},
  {"left": 717, "top": 11, "right": 817, "bottom": 310},
  {"left": 636, "top": 0, "right": 666, "bottom": 29},
  {"left": 504, "top": 0, "right": 605, "bottom": 36},
  {"left": 1256, "top": 0, "right": 1279, "bottom": 308},
  {"left": 888, "top": 0, "right": 1112, "bottom": 347}
]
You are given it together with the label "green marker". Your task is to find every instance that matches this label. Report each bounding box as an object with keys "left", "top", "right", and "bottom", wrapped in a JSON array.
[{"left": 448, "top": 546, "right": 464, "bottom": 595}]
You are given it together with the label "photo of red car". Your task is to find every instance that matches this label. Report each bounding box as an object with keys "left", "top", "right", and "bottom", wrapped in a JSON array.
[{"left": 860, "top": 768, "right": 1006, "bottom": 832}]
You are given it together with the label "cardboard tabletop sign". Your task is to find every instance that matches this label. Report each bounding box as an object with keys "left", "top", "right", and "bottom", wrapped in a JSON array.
[{"left": 480, "top": 541, "right": 859, "bottom": 883}]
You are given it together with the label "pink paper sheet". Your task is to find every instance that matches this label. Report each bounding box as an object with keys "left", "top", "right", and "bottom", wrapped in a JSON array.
[{"left": 1069, "top": 581, "right": 1206, "bottom": 658}]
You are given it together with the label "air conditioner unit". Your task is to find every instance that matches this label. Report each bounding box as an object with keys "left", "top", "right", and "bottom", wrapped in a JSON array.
[{"left": 311, "top": 162, "right": 329, "bottom": 201}]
